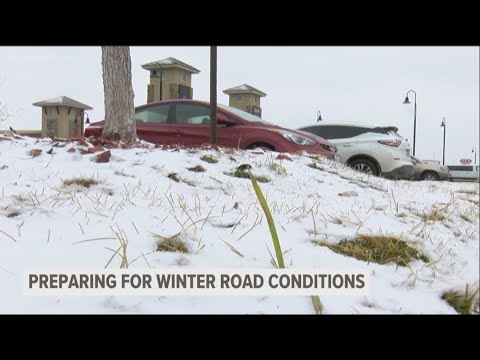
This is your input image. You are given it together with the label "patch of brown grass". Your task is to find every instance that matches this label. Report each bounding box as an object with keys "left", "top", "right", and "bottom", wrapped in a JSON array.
[
  {"left": 63, "top": 177, "right": 98, "bottom": 188},
  {"left": 6, "top": 210, "right": 21, "bottom": 218},
  {"left": 152, "top": 233, "right": 189, "bottom": 254},
  {"left": 200, "top": 154, "right": 219, "bottom": 164},
  {"left": 167, "top": 173, "right": 181, "bottom": 182},
  {"left": 442, "top": 285, "right": 479, "bottom": 315},
  {"left": 421, "top": 209, "right": 446, "bottom": 222},
  {"left": 316, "top": 234, "right": 429, "bottom": 266},
  {"left": 187, "top": 165, "right": 206, "bottom": 173}
]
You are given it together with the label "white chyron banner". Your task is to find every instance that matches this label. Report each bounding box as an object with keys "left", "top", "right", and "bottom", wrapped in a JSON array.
[{"left": 25, "top": 269, "right": 370, "bottom": 296}]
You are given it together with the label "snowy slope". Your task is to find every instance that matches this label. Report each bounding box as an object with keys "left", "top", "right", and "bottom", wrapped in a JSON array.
[{"left": 0, "top": 135, "right": 478, "bottom": 314}]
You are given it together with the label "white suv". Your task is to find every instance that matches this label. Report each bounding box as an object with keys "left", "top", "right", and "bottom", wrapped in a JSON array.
[{"left": 298, "top": 122, "right": 414, "bottom": 179}]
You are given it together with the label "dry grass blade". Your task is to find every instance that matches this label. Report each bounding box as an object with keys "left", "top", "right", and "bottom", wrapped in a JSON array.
[
  {"left": 131, "top": 221, "right": 139, "bottom": 234},
  {"left": 115, "top": 225, "right": 128, "bottom": 269},
  {"left": 237, "top": 213, "right": 261, "bottom": 241},
  {"left": 72, "top": 237, "right": 117, "bottom": 244},
  {"left": 265, "top": 243, "right": 278, "bottom": 269},
  {"left": 78, "top": 223, "right": 85, "bottom": 235},
  {"left": 209, "top": 176, "right": 223, "bottom": 184},
  {"left": 223, "top": 240, "right": 244, "bottom": 257},
  {"left": 141, "top": 252, "right": 152, "bottom": 269},
  {"left": 104, "top": 245, "right": 122, "bottom": 269},
  {"left": 0, "top": 228, "right": 17, "bottom": 242}
]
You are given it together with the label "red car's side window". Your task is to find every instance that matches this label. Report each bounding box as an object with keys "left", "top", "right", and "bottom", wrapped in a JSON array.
[
  {"left": 135, "top": 104, "right": 171, "bottom": 124},
  {"left": 174, "top": 103, "right": 211, "bottom": 125}
]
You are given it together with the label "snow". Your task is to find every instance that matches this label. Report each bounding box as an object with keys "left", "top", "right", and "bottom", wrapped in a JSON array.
[
  {"left": 0, "top": 135, "right": 478, "bottom": 314},
  {"left": 226, "top": 85, "right": 254, "bottom": 92},
  {"left": 38, "top": 96, "right": 64, "bottom": 104},
  {"left": 156, "top": 58, "right": 174, "bottom": 65}
]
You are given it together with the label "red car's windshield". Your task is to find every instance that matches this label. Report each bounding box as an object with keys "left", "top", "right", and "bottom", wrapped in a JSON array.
[{"left": 217, "top": 104, "right": 274, "bottom": 126}]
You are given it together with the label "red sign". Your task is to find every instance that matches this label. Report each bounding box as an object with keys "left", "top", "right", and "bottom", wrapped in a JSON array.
[{"left": 460, "top": 159, "right": 472, "bottom": 164}]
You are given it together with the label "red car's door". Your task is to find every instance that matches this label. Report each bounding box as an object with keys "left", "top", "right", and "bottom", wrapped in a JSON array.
[
  {"left": 134, "top": 103, "right": 176, "bottom": 145},
  {"left": 172, "top": 103, "right": 240, "bottom": 148}
]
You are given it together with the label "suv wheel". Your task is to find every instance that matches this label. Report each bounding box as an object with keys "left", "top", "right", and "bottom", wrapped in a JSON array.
[
  {"left": 421, "top": 171, "right": 439, "bottom": 181},
  {"left": 349, "top": 158, "right": 379, "bottom": 176}
]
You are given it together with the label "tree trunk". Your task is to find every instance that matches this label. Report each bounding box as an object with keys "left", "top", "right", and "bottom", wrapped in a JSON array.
[{"left": 101, "top": 46, "right": 136, "bottom": 142}]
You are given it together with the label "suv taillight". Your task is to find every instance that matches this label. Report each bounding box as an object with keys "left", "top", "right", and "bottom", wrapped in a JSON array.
[{"left": 378, "top": 139, "right": 401, "bottom": 147}]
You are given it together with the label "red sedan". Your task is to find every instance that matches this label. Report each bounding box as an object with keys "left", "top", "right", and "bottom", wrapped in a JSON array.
[{"left": 84, "top": 99, "right": 337, "bottom": 159}]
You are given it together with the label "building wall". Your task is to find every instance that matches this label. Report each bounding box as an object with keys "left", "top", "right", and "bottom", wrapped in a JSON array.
[
  {"left": 41, "top": 106, "right": 83, "bottom": 138},
  {"left": 148, "top": 76, "right": 160, "bottom": 102},
  {"left": 176, "top": 70, "right": 191, "bottom": 86},
  {"left": 228, "top": 93, "right": 261, "bottom": 113},
  {"left": 148, "top": 68, "right": 193, "bottom": 102},
  {"left": 148, "top": 69, "right": 172, "bottom": 102}
]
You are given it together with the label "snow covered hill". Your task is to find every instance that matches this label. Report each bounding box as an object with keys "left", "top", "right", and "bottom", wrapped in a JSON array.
[{"left": 0, "top": 135, "right": 478, "bottom": 314}]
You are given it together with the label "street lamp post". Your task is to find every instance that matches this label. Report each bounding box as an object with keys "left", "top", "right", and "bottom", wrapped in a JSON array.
[
  {"left": 473, "top": 147, "right": 477, "bottom": 165},
  {"left": 441, "top": 117, "right": 446, "bottom": 166},
  {"left": 403, "top": 90, "right": 417, "bottom": 156},
  {"left": 81, "top": 111, "right": 90, "bottom": 137},
  {"left": 159, "top": 65, "right": 163, "bottom": 101}
]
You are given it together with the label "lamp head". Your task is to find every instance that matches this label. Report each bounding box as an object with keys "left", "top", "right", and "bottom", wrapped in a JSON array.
[
  {"left": 403, "top": 96, "right": 411, "bottom": 104},
  {"left": 441, "top": 117, "right": 446, "bottom": 127},
  {"left": 317, "top": 111, "right": 322, "bottom": 122}
]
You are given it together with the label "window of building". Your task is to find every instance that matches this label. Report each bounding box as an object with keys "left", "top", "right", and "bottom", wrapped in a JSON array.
[
  {"left": 47, "top": 119, "right": 57, "bottom": 137},
  {"left": 237, "top": 95, "right": 243, "bottom": 101},
  {"left": 181, "top": 72, "right": 187, "bottom": 82},
  {"left": 254, "top": 96, "right": 258, "bottom": 103},
  {"left": 69, "top": 112, "right": 79, "bottom": 136}
]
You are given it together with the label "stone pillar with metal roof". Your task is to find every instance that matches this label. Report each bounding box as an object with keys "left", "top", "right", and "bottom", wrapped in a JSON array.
[
  {"left": 223, "top": 84, "right": 266, "bottom": 118},
  {"left": 33, "top": 96, "right": 93, "bottom": 139},
  {"left": 141, "top": 57, "right": 200, "bottom": 103}
]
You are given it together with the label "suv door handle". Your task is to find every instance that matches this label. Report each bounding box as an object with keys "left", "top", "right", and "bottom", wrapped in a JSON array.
[{"left": 342, "top": 143, "right": 353, "bottom": 147}]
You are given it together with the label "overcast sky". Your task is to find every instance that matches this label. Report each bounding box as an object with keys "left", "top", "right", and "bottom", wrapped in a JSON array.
[{"left": 0, "top": 46, "right": 478, "bottom": 165}]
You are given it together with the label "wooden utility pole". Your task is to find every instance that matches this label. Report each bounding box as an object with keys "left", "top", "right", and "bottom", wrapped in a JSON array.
[{"left": 210, "top": 46, "right": 217, "bottom": 144}]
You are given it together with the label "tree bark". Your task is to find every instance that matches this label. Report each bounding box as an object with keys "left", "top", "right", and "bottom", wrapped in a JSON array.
[{"left": 101, "top": 46, "right": 136, "bottom": 142}]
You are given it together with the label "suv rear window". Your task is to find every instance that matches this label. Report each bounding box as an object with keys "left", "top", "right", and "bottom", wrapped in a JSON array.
[
  {"left": 301, "top": 125, "right": 359, "bottom": 139},
  {"left": 301, "top": 124, "right": 404, "bottom": 140}
]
